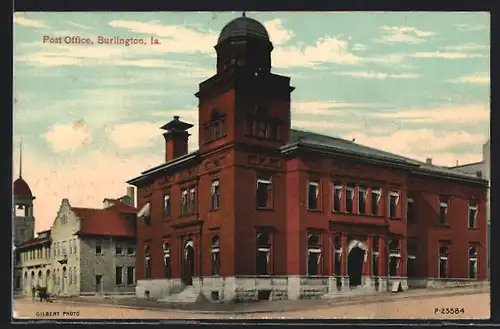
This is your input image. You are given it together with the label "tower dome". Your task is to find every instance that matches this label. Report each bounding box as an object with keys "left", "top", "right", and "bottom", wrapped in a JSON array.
[
  {"left": 217, "top": 13, "right": 270, "bottom": 44},
  {"left": 13, "top": 177, "right": 33, "bottom": 198}
]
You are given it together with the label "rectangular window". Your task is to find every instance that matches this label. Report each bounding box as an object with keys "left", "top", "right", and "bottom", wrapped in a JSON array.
[
  {"left": 115, "top": 266, "right": 123, "bottom": 285},
  {"left": 181, "top": 189, "right": 188, "bottom": 216},
  {"left": 127, "top": 247, "right": 135, "bottom": 255},
  {"left": 358, "top": 186, "right": 367, "bottom": 214},
  {"left": 407, "top": 198, "right": 415, "bottom": 223},
  {"left": 127, "top": 267, "right": 135, "bottom": 285},
  {"left": 211, "top": 179, "right": 220, "bottom": 210},
  {"left": 96, "top": 244, "right": 102, "bottom": 255},
  {"left": 115, "top": 245, "right": 122, "bottom": 255},
  {"left": 346, "top": 186, "right": 354, "bottom": 213},
  {"left": 256, "top": 177, "right": 272, "bottom": 209},
  {"left": 308, "top": 181, "right": 320, "bottom": 210},
  {"left": 212, "top": 123, "right": 220, "bottom": 140},
  {"left": 333, "top": 184, "right": 342, "bottom": 212},
  {"left": 257, "top": 121, "right": 267, "bottom": 137},
  {"left": 468, "top": 203, "right": 478, "bottom": 228},
  {"left": 371, "top": 188, "right": 381, "bottom": 215},
  {"left": 163, "top": 194, "right": 171, "bottom": 218},
  {"left": 389, "top": 190, "right": 399, "bottom": 218},
  {"left": 439, "top": 200, "right": 448, "bottom": 225},
  {"left": 189, "top": 187, "right": 196, "bottom": 214}
]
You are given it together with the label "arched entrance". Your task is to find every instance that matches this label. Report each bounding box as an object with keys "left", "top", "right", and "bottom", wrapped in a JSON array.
[
  {"left": 30, "top": 271, "right": 35, "bottom": 289},
  {"left": 62, "top": 267, "right": 67, "bottom": 293},
  {"left": 46, "top": 269, "right": 51, "bottom": 292},
  {"left": 347, "top": 240, "right": 367, "bottom": 288},
  {"left": 37, "top": 270, "right": 42, "bottom": 287},
  {"left": 23, "top": 272, "right": 28, "bottom": 294},
  {"left": 181, "top": 239, "right": 194, "bottom": 286}
]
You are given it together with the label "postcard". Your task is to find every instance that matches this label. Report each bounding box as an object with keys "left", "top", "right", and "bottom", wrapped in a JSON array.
[{"left": 12, "top": 11, "right": 490, "bottom": 320}]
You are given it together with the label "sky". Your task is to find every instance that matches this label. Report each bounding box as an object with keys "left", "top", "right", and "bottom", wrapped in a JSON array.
[{"left": 13, "top": 11, "right": 490, "bottom": 233}]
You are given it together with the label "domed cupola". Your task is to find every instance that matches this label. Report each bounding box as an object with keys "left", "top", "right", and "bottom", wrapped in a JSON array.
[
  {"left": 215, "top": 13, "right": 274, "bottom": 75},
  {"left": 14, "top": 178, "right": 33, "bottom": 199}
]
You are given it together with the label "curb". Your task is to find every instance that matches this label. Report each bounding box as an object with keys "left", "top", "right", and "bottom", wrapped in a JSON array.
[{"left": 46, "top": 288, "right": 489, "bottom": 315}]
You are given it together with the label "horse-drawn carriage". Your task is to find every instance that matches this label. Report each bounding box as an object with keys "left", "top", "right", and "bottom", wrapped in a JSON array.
[{"left": 36, "top": 286, "right": 53, "bottom": 302}]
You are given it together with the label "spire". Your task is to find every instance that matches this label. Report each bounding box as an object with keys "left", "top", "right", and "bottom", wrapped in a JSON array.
[{"left": 19, "top": 137, "right": 23, "bottom": 178}]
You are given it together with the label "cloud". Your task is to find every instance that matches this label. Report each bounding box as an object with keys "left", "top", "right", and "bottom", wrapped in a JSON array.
[
  {"left": 14, "top": 15, "right": 49, "bottom": 29},
  {"left": 378, "top": 26, "right": 436, "bottom": 44},
  {"left": 273, "top": 37, "right": 361, "bottom": 68},
  {"left": 440, "top": 43, "right": 489, "bottom": 52},
  {"left": 371, "top": 104, "right": 489, "bottom": 123},
  {"left": 338, "top": 71, "right": 420, "bottom": 79},
  {"left": 449, "top": 73, "right": 489, "bottom": 84},
  {"left": 454, "top": 24, "right": 488, "bottom": 32},
  {"left": 65, "top": 21, "right": 92, "bottom": 30},
  {"left": 409, "top": 52, "right": 486, "bottom": 59},
  {"left": 106, "top": 122, "right": 164, "bottom": 149},
  {"left": 292, "top": 120, "right": 360, "bottom": 131},
  {"left": 12, "top": 147, "right": 163, "bottom": 232},
  {"left": 352, "top": 43, "right": 368, "bottom": 51},
  {"left": 108, "top": 20, "right": 218, "bottom": 54},
  {"left": 263, "top": 19, "right": 294, "bottom": 45},
  {"left": 292, "top": 101, "right": 388, "bottom": 116},
  {"left": 42, "top": 120, "right": 92, "bottom": 152},
  {"left": 343, "top": 129, "right": 485, "bottom": 166}
]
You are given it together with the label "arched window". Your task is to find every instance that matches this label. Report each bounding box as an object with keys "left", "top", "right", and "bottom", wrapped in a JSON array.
[
  {"left": 23, "top": 272, "right": 28, "bottom": 291},
  {"left": 163, "top": 243, "right": 171, "bottom": 279},
  {"left": 388, "top": 240, "right": 401, "bottom": 277},
  {"left": 469, "top": 247, "right": 478, "bottom": 279},
  {"left": 37, "top": 270, "right": 42, "bottom": 287},
  {"left": 211, "top": 235, "right": 220, "bottom": 276},
  {"left": 439, "top": 246, "right": 449, "bottom": 278},
  {"left": 256, "top": 232, "right": 271, "bottom": 275},
  {"left": 145, "top": 246, "right": 151, "bottom": 278},
  {"left": 46, "top": 269, "right": 50, "bottom": 287},
  {"left": 307, "top": 234, "right": 322, "bottom": 276}
]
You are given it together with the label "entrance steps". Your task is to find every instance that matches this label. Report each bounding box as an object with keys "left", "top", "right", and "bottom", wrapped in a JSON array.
[{"left": 158, "top": 286, "right": 206, "bottom": 304}]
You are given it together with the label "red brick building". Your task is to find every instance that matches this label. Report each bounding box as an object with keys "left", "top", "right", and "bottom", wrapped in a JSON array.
[{"left": 128, "top": 15, "right": 488, "bottom": 302}]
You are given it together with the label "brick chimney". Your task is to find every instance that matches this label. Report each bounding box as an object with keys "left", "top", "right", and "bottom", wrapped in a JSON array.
[
  {"left": 160, "top": 116, "right": 194, "bottom": 162},
  {"left": 126, "top": 186, "right": 136, "bottom": 207}
]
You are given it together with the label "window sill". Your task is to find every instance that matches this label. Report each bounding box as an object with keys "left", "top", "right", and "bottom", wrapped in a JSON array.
[
  {"left": 307, "top": 209, "right": 323, "bottom": 212},
  {"left": 389, "top": 217, "right": 402, "bottom": 221},
  {"left": 256, "top": 207, "right": 274, "bottom": 211},
  {"left": 332, "top": 211, "right": 384, "bottom": 219},
  {"left": 437, "top": 224, "right": 451, "bottom": 228},
  {"left": 209, "top": 208, "right": 220, "bottom": 212},
  {"left": 179, "top": 213, "right": 198, "bottom": 219},
  {"left": 467, "top": 227, "right": 479, "bottom": 230}
]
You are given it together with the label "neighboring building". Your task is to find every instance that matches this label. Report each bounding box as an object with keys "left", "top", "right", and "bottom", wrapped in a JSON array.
[
  {"left": 103, "top": 186, "right": 135, "bottom": 208},
  {"left": 17, "top": 230, "right": 52, "bottom": 295},
  {"left": 47, "top": 196, "right": 138, "bottom": 296},
  {"left": 127, "top": 14, "right": 489, "bottom": 302},
  {"left": 12, "top": 142, "right": 36, "bottom": 295},
  {"left": 451, "top": 140, "right": 490, "bottom": 277}
]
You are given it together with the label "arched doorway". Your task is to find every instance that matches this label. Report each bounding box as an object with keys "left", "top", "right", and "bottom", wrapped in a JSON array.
[
  {"left": 37, "top": 270, "right": 42, "bottom": 287},
  {"left": 23, "top": 272, "right": 28, "bottom": 294},
  {"left": 347, "top": 240, "right": 367, "bottom": 288},
  {"left": 30, "top": 271, "right": 35, "bottom": 289},
  {"left": 181, "top": 239, "right": 194, "bottom": 286},
  {"left": 46, "top": 269, "right": 51, "bottom": 292}
]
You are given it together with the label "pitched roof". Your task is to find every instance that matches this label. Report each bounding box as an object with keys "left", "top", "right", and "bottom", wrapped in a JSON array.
[
  {"left": 19, "top": 235, "right": 50, "bottom": 248},
  {"left": 72, "top": 202, "right": 137, "bottom": 237},
  {"left": 287, "top": 129, "right": 486, "bottom": 184}
]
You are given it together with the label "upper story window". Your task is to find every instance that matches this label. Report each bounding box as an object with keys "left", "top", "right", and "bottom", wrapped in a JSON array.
[
  {"left": 163, "top": 194, "right": 171, "bottom": 218},
  {"left": 181, "top": 186, "right": 196, "bottom": 216},
  {"left": 358, "top": 186, "right": 367, "bottom": 214},
  {"left": 204, "top": 110, "right": 227, "bottom": 143},
  {"left": 332, "top": 183, "right": 342, "bottom": 212},
  {"left": 407, "top": 198, "right": 415, "bottom": 223},
  {"left": 468, "top": 202, "right": 478, "bottom": 228},
  {"left": 96, "top": 241, "right": 102, "bottom": 255},
  {"left": 389, "top": 190, "right": 400, "bottom": 218},
  {"left": 371, "top": 188, "right": 382, "bottom": 216},
  {"left": 211, "top": 179, "right": 220, "bottom": 210},
  {"left": 308, "top": 181, "right": 320, "bottom": 210},
  {"left": 116, "top": 245, "right": 122, "bottom": 255},
  {"left": 439, "top": 199, "right": 448, "bottom": 225},
  {"left": 246, "top": 111, "right": 280, "bottom": 141},
  {"left": 345, "top": 185, "right": 354, "bottom": 213},
  {"left": 256, "top": 176, "right": 273, "bottom": 209}
]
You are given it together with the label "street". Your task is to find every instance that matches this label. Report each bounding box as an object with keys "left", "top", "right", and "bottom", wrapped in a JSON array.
[{"left": 13, "top": 290, "right": 489, "bottom": 320}]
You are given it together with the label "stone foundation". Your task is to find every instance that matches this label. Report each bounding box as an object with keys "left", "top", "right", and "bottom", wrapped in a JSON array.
[{"left": 136, "top": 276, "right": 484, "bottom": 303}]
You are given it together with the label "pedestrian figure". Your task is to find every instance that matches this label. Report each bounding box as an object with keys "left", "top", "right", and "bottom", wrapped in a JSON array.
[{"left": 31, "top": 286, "right": 36, "bottom": 302}]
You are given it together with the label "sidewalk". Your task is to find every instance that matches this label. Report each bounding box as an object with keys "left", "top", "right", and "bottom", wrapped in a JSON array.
[{"left": 48, "top": 285, "right": 489, "bottom": 315}]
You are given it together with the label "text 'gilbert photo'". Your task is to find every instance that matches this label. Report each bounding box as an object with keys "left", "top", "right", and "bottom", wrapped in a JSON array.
[{"left": 12, "top": 11, "right": 490, "bottom": 321}]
